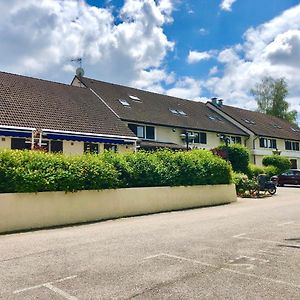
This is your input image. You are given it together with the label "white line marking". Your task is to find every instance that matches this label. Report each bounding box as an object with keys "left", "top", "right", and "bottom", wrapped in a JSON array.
[
  {"left": 144, "top": 253, "right": 300, "bottom": 289},
  {"left": 277, "top": 221, "right": 295, "bottom": 227},
  {"left": 13, "top": 275, "right": 78, "bottom": 299},
  {"left": 233, "top": 233, "right": 299, "bottom": 247},
  {"left": 258, "top": 250, "right": 281, "bottom": 256},
  {"left": 43, "top": 283, "right": 77, "bottom": 300}
]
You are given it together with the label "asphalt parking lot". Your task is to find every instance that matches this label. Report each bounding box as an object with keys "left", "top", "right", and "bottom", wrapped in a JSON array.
[{"left": 0, "top": 187, "right": 299, "bottom": 299}]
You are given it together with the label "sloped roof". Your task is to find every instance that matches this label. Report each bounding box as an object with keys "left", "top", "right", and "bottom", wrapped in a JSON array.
[
  {"left": 218, "top": 104, "right": 300, "bottom": 141},
  {"left": 77, "top": 76, "right": 247, "bottom": 136},
  {"left": 0, "top": 71, "right": 135, "bottom": 138}
]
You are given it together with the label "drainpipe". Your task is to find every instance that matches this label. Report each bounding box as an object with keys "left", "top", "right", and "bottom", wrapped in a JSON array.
[{"left": 252, "top": 136, "right": 259, "bottom": 165}]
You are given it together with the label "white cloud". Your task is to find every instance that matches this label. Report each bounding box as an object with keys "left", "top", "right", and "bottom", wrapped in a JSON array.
[
  {"left": 166, "top": 77, "right": 202, "bottom": 100},
  {"left": 205, "top": 4, "right": 300, "bottom": 116},
  {"left": 220, "top": 0, "right": 236, "bottom": 12},
  {"left": 0, "top": 0, "right": 174, "bottom": 88},
  {"left": 187, "top": 50, "right": 212, "bottom": 64}
]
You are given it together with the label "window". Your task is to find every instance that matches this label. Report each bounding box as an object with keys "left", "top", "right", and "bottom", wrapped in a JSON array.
[
  {"left": 118, "top": 99, "right": 130, "bottom": 106},
  {"left": 11, "top": 138, "right": 31, "bottom": 150},
  {"left": 193, "top": 132, "right": 207, "bottom": 144},
  {"left": 231, "top": 136, "right": 242, "bottom": 144},
  {"left": 169, "top": 108, "right": 187, "bottom": 116},
  {"left": 128, "top": 95, "right": 141, "bottom": 101},
  {"left": 285, "top": 140, "right": 299, "bottom": 151},
  {"left": 50, "top": 140, "right": 63, "bottom": 153},
  {"left": 104, "top": 144, "right": 117, "bottom": 152},
  {"left": 146, "top": 126, "right": 155, "bottom": 140},
  {"left": 259, "top": 138, "right": 277, "bottom": 149},
  {"left": 128, "top": 124, "right": 155, "bottom": 140},
  {"left": 84, "top": 142, "right": 99, "bottom": 154}
]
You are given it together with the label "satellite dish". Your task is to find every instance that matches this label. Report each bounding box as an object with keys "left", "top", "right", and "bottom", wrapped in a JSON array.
[{"left": 76, "top": 67, "right": 85, "bottom": 78}]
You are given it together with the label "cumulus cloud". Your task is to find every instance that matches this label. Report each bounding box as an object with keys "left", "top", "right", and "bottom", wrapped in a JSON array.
[
  {"left": 205, "top": 4, "right": 300, "bottom": 115},
  {"left": 0, "top": 0, "right": 174, "bottom": 88},
  {"left": 166, "top": 77, "right": 202, "bottom": 100},
  {"left": 220, "top": 0, "right": 236, "bottom": 12},
  {"left": 187, "top": 50, "right": 212, "bottom": 64}
]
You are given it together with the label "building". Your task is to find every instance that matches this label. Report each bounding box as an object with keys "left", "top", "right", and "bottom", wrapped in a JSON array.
[
  {"left": 1, "top": 70, "right": 299, "bottom": 168},
  {"left": 72, "top": 76, "right": 247, "bottom": 151},
  {"left": 0, "top": 71, "right": 137, "bottom": 154},
  {"left": 207, "top": 100, "right": 300, "bottom": 168}
]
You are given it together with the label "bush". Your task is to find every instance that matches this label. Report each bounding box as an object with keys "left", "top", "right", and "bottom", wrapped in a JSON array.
[
  {"left": 0, "top": 149, "right": 233, "bottom": 193},
  {"left": 232, "top": 172, "right": 259, "bottom": 197},
  {"left": 212, "top": 144, "right": 250, "bottom": 173},
  {"left": 262, "top": 155, "right": 291, "bottom": 174},
  {"left": 246, "top": 164, "right": 265, "bottom": 179}
]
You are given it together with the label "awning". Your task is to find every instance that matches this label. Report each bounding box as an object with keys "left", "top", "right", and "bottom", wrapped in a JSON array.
[
  {"left": 45, "top": 133, "right": 134, "bottom": 145},
  {"left": 0, "top": 129, "right": 32, "bottom": 138}
]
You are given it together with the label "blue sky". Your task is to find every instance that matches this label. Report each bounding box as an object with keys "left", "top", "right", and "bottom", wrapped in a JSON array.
[{"left": 1, "top": 0, "right": 300, "bottom": 119}]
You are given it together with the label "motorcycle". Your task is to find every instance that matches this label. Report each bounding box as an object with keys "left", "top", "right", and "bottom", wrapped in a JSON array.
[{"left": 250, "top": 174, "right": 277, "bottom": 197}]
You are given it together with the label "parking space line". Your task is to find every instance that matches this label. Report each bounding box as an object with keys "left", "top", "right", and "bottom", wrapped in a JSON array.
[
  {"left": 13, "top": 275, "right": 78, "bottom": 299},
  {"left": 277, "top": 221, "right": 295, "bottom": 227},
  {"left": 144, "top": 253, "right": 300, "bottom": 289},
  {"left": 233, "top": 233, "right": 299, "bottom": 247}
]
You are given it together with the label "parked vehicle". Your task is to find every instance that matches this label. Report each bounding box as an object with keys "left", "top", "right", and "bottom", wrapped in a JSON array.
[
  {"left": 271, "top": 169, "right": 300, "bottom": 186},
  {"left": 250, "top": 174, "right": 277, "bottom": 196}
]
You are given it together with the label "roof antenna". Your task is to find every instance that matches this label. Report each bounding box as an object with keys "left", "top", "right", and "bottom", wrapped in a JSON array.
[{"left": 71, "top": 58, "right": 84, "bottom": 78}]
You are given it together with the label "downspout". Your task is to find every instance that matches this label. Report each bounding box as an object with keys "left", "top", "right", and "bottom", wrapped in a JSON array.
[{"left": 252, "top": 136, "right": 259, "bottom": 165}]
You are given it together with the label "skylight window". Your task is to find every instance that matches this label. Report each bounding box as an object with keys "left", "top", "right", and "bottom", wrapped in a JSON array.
[
  {"left": 208, "top": 116, "right": 215, "bottom": 120},
  {"left": 272, "top": 124, "right": 282, "bottom": 129},
  {"left": 129, "top": 95, "right": 141, "bottom": 101},
  {"left": 169, "top": 108, "right": 179, "bottom": 115},
  {"left": 118, "top": 99, "right": 130, "bottom": 106},
  {"left": 178, "top": 110, "right": 187, "bottom": 116},
  {"left": 291, "top": 127, "right": 300, "bottom": 132},
  {"left": 243, "top": 119, "right": 256, "bottom": 125}
]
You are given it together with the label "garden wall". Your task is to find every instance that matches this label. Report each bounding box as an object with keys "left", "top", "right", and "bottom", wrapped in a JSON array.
[{"left": 0, "top": 184, "right": 236, "bottom": 233}]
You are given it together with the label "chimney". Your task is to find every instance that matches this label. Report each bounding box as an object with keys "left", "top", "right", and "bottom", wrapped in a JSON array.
[
  {"left": 211, "top": 97, "right": 218, "bottom": 106},
  {"left": 217, "top": 99, "right": 223, "bottom": 107}
]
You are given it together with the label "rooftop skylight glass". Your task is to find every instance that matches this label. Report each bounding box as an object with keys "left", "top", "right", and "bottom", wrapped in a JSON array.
[
  {"left": 118, "top": 99, "right": 130, "bottom": 106},
  {"left": 129, "top": 95, "right": 141, "bottom": 101},
  {"left": 291, "top": 127, "right": 300, "bottom": 132},
  {"left": 169, "top": 108, "right": 179, "bottom": 115},
  {"left": 178, "top": 110, "right": 187, "bottom": 116}
]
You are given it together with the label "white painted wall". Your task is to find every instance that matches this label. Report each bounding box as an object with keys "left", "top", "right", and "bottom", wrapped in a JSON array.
[{"left": 0, "top": 136, "right": 11, "bottom": 149}]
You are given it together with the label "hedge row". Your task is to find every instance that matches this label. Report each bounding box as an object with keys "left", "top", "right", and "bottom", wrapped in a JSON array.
[{"left": 0, "top": 149, "right": 232, "bottom": 193}]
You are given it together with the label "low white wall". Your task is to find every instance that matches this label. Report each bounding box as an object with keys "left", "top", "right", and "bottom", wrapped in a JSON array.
[{"left": 0, "top": 184, "right": 236, "bottom": 234}]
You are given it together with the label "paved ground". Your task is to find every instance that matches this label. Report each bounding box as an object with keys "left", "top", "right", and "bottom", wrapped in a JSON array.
[{"left": 0, "top": 186, "right": 299, "bottom": 299}]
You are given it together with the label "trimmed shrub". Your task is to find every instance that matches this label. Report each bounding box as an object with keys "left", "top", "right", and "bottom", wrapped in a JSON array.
[
  {"left": 0, "top": 149, "right": 232, "bottom": 193},
  {"left": 246, "top": 164, "right": 265, "bottom": 179},
  {"left": 212, "top": 144, "right": 250, "bottom": 173},
  {"left": 262, "top": 155, "right": 291, "bottom": 174}
]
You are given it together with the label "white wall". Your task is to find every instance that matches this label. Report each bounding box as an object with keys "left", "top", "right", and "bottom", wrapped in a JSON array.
[{"left": 0, "top": 136, "right": 11, "bottom": 149}]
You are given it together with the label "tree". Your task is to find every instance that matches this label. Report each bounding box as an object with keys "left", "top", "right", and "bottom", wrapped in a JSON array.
[{"left": 250, "top": 76, "right": 297, "bottom": 124}]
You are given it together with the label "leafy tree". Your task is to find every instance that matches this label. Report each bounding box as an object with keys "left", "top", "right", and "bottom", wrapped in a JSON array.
[{"left": 250, "top": 76, "right": 297, "bottom": 124}]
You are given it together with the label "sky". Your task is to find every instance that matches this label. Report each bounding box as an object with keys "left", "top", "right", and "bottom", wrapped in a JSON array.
[{"left": 1, "top": 0, "right": 300, "bottom": 120}]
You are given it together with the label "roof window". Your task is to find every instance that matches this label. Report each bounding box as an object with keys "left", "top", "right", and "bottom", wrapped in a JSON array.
[
  {"left": 169, "top": 108, "right": 179, "bottom": 115},
  {"left": 291, "top": 127, "right": 300, "bottom": 133},
  {"left": 118, "top": 99, "right": 130, "bottom": 107},
  {"left": 178, "top": 110, "right": 187, "bottom": 116},
  {"left": 272, "top": 124, "right": 282, "bottom": 129},
  {"left": 243, "top": 119, "right": 256, "bottom": 125},
  {"left": 129, "top": 95, "right": 141, "bottom": 101}
]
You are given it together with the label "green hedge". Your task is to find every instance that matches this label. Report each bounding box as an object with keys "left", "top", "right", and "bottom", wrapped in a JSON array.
[
  {"left": 0, "top": 149, "right": 232, "bottom": 193},
  {"left": 212, "top": 144, "right": 250, "bottom": 173},
  {"left": 262, "top": 155, "right": 291, "bottom": 174}
]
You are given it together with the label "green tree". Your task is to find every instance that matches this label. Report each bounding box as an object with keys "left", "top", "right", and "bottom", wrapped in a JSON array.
[{"left": 250, "top": 76, "right": 297, "bottom": 124}]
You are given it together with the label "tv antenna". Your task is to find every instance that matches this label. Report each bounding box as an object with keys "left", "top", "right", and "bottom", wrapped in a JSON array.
[{"left": 71, "top": 57, "right": 84, "bottom": 78}]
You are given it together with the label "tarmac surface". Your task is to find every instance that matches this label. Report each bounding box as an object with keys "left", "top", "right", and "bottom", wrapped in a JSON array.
[{"left": 0, "top": 186, "right": 299, "bottom": 299}]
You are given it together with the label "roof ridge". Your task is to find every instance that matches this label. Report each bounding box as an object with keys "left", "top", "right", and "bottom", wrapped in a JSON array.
[{"left": 0, "top": 70, "right": 83, "bottom": 90}]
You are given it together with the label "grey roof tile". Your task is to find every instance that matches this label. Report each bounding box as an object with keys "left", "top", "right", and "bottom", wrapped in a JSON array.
[{"left": 0, "top": 72, "right": 135, "bottom": 138}]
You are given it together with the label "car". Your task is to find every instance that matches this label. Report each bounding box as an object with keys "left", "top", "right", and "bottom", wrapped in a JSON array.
[{"left": 271, "top": 169, "right": 300, "bottom": 186}]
